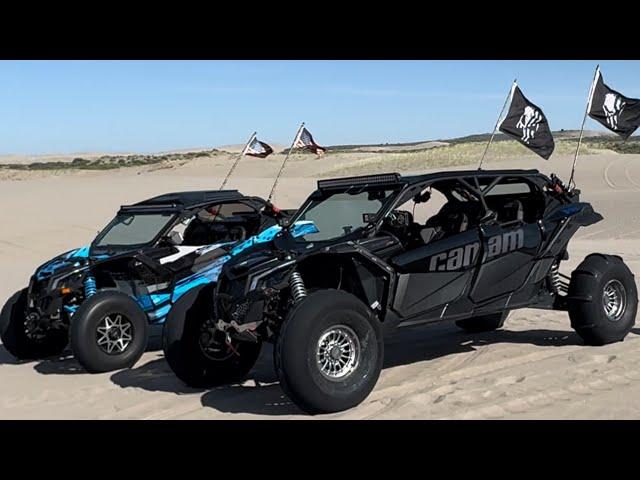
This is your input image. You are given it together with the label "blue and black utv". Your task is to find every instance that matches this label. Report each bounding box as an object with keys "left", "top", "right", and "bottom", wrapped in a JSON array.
[{"left": 0, "top": 189, "right": 305, "bottom": 372}]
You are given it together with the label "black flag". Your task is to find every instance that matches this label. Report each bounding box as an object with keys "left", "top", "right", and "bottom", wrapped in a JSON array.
[
  {"left": 588, "top": 69, "right": 640, "bottom": 140},
  {"left": 498, "top": 85, "right": 555, "bottom": 160},
  {"left": 244, "top": 137, "right": 273, "bottom": 158}
]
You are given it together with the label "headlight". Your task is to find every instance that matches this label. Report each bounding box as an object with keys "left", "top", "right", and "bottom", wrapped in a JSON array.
[{"left": 50, "top": 266, "right": 88, "bottom": 291}]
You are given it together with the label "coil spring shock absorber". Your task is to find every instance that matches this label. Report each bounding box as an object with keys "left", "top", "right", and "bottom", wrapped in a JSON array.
[
  {"left": 549, "top": 263, "right": 561, "bottom": 293},
  {"left": 289, "top": 270, "right": 307, "bottom": 304},
  {"left": 84, "top": 275, "right": 97, "bottom": 298},
  {"left": 549, "top": 262, "right": 569, "bottom": 295}
]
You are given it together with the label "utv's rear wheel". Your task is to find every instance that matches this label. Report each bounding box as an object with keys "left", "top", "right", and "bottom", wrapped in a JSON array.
[
  {"left": 0, "top": 289, "right": 69, "bottom": 360},
  {"left": 456, "top": 311, "right": 509, "bottom": 333},
  {"left": 568, "top": 254, "right": 638, "bottom": 346},
  {"left": 274, "top": 289, "right": 383, "bottom": 415},
  {"left": 163, "top": 289, "right": 261, "bottom": 388},
  {"left": 70, "top": 291, "right": 148, "bottom": 373}
]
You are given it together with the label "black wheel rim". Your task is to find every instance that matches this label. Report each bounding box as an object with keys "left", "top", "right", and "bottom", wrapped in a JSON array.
[
  {"left": 24, "top": 313, "right": 50, "bottom": 342},
  {"left": 198, "top": 322, "right": 234, "bottom": 361}
]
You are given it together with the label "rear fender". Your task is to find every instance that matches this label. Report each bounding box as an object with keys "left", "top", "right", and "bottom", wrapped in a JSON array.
[{"left": 546, "top": 202, "right": 603, "bottom": 227}]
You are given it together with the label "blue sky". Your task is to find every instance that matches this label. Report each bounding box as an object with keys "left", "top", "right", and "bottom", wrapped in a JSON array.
[{"left": 1, "top": 60, "right": 639, "bottom": 155}]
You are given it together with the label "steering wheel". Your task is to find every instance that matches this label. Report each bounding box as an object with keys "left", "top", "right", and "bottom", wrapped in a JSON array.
[
  {"left": 229, "top": 226, "right": 247, "bottom": 242},
  {"left": 386, "top": 210, "right": 410, "bottom": 228}
]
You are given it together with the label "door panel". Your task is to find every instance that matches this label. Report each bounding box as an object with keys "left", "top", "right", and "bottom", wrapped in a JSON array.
[
  {"left": 393, "top": 271, "right": 470, "bottom": 318},
  {"left": 470, "top": 222, "right": 542, "bottom": 303},
  {"left": 389, "top": 229, "right": 481, "bottom": 318}
]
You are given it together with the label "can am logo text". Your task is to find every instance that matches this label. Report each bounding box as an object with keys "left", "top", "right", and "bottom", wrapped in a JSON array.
[{"left": 428, "top": 229, "right": 524, "bottom": 272}]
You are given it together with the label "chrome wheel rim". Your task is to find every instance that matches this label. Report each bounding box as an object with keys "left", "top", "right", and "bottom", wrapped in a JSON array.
[
  {"left": 602, "top": 279, "right": 626, "bottom": 322},
  {"left": 316, "top": 325, "right": 360, "bottom": 381},
  {"left": 96, "top": 314, "right": 133, "bottom": 354}
]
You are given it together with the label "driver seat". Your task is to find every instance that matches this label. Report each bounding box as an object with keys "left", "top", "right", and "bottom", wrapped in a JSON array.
[{"left": 419, "top": 201, "right": 479, "bottom": 244}]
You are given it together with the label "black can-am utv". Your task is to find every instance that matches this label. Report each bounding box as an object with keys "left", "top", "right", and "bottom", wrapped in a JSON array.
[
  {"left": 163, "top": 170, "right": 637, "bottom": 414},
  {"left": 0, "top": 189, "right": 292, "bottom": 373}
]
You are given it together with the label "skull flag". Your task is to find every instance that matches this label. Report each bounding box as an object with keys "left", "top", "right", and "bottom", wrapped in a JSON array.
[
  {"left": 244, "top": 137, "right": 273, "bottom": 158},
  {"left": 294, "top": 127, "right": 326, "bottom": 156},
  {"left": 498, "top": 85, "right": 555, "bottom": 160},
  {"left": 588, "top": 70, "right": 640, "bottom": 140}
]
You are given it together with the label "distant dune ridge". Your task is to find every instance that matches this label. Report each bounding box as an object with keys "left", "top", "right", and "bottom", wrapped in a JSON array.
[
  {"left": 216, "top": 143, "right": 288, "bottom": 154},
  {"left": 1, "top": 130, "right": 637, "bottom": 181},
  {"left": 1, "top": 130, "right": 635, "bottom": 168}
]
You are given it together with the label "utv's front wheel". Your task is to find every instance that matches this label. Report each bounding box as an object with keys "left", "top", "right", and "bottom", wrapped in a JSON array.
[
  {"left": 456, "top": 311, "right": 509, "bottom": 333},
  {"left": 1, "top": 288, "right": 69, "bottom": 360},
  {"left": 163, "top": 288, "right": 261, "bottom": 388},
  {"left": 568, "top": 254, "right": 638, "bottom": 346},
  {"left": 70, "top": 291, "right": 148, "bottom": 373},
  {"left": 274, "top": 289, "right": 383, "bottom": 415}
]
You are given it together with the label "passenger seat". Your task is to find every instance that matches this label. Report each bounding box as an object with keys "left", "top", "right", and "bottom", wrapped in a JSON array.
[{"left": 498, "top": 200, "right": 524, "bottom": 224}]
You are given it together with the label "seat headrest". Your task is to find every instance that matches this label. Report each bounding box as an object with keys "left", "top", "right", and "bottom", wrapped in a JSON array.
[{"left": 501, "top": 200, "right": 524, "bottom": 222}]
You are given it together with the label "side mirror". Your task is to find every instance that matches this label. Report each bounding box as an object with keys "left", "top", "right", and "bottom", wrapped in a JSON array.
[
  {"left": 413, "top": 191, "right": 431, "bottom": 204},
  {"left": 277, "top": 216, "right": 291, "bottom": 228}
]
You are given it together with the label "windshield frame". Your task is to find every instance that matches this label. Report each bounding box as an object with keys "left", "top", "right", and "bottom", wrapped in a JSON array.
[
  {"left": 91, "top": 211, "right": 180, "bottom": 252},
  {"left": 90, "top": 197, "right": 268, "bottom": 254},
  {"left": 288, "top": 184, "right": 405, "bottom": 244}
]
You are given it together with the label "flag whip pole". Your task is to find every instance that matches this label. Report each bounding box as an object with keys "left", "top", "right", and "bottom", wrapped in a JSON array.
[
  {"left": 268, "top": 122, "right": 304, "bottom": 203},
  {"left": 478, "top": 79, "right": 517, "bottom": 170},
  {"left": 569, "top": 65, "right": 600, "bottom": 189},
  {"left": 219, "top": 131, "right": 256, "bottom": 190}
]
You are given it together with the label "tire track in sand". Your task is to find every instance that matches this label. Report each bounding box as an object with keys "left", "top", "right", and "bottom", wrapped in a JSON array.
[
  {"left": 604, "top": 159, "right": 619, "bottom": 190},
  {"left": 625, "top": 162, "right": 640, "bottom": 189},
  {"left": 435, "top": 337, "right": 640, "bottom": 419},
  {"left": 603, "top": 156, "right": 640, "bottom": 191}
]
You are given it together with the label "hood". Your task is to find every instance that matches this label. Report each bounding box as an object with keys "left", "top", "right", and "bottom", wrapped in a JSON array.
[
  {"left": 34, "top": 246, "right": 113, "bottom": 282},
  {"left": 34, "top": 246, "right": 92, "bottom": 281},
  {"left": 219, "top": 220, "right": 319, "bottom": 283},
  {"left": 168, "top": 220, "right": 318, "bottom": 302},
  {"left": 228, "top": 220, "right": 318, "bottom": 257}
]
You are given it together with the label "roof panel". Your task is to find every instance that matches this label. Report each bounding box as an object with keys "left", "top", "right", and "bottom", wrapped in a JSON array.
[{"left": 120, "top": 190, "right": 246, "bottom": 212}]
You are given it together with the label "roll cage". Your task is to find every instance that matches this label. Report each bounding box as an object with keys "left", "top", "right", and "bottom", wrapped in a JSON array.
[
  {"left": 91, "top": 194, "right": 272, "bottom": 256},
  {"left": 288, "top": 169, "right": 560, "bottom": 246}
]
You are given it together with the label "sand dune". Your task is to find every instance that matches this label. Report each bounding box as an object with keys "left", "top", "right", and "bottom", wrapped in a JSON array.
[{"left": 1, "top": 151, "right": 639, "bottom": 419}]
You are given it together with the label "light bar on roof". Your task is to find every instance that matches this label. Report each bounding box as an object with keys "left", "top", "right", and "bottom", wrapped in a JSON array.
[
  {"left": 120, "top": 204, "right": 180, "bottom": 212},
  {"left": 318, "top": 173, "right": 402, "bottom": 190}
]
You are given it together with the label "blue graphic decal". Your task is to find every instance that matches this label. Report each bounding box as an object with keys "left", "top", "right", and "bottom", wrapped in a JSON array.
[
  {"left": 148, "top": 221, "right": 319, "bottom": 323},
  {"left": 64, "top": 305, "right": 79, "bottom": 314},
  {"left": 560, "top": 204, "right": 584, "bottom": 216},
  {"left": 230, "top": 221, "right": 318, "bottom": 256},
  {"left": 60, "top": 221, "right": 320, "bottom": 325},
  {"left": 70, "top": 246, "right": 90, "bottom": 259},
  {"left": 36, "top": 248, "right": 84, "bottom": 280},
  {"left": 171, "top": 255, "right": 230, "bottom": 303},
  {"left": 36, "top": 245, "right": 111, "bottom": 280}
]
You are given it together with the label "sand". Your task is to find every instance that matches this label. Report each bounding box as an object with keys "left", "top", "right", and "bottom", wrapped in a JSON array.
[{"left": 1, "top": 150, "right": 639, "bottom": 419}]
